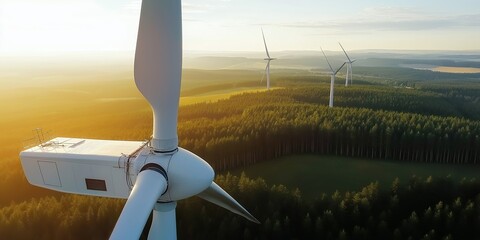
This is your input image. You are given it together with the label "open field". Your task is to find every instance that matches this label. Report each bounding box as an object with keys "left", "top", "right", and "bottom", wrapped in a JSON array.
[
  {"left": 180, "top": 87, "right": 275, "bottom": 105},
  {"left": 431, "top": 66, "right": 480, "bottom": 73},
  {"left": 231, "top": 154, "right": 480, "bottom": 199},
  {"left": 91, "top": 88, "right": 272, "bottom": 106}
]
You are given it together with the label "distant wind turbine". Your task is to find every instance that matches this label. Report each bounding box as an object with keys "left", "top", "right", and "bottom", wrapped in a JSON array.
[
  {"left": 261, "top": 29, "right": 276, "bottom": 90},
  {"left": 339, "top": 42, "right": 356, "bottom": 87},
  {"left": 321, "top": 47, "right": 346, "bottom": 108}
]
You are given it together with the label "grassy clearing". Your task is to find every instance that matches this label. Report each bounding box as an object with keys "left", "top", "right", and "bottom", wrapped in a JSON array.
[
  {"left": 180, "top": 87, "right": 279, "bottom": 105},
  {"left": 431, "top": 66, "right": 480, "bottom": 73},
  {"left": 230, "top": 154, "right": 480, "bottom": 199}
]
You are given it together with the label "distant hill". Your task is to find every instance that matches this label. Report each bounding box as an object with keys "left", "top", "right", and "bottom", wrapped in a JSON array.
[{"left": 182, "top": 50, "right": 480, "bottom": 70}]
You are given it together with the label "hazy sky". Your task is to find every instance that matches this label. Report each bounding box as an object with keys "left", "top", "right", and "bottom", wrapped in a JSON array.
[{"left": 1, "top": 0, "right": 479, "bottom": 54}]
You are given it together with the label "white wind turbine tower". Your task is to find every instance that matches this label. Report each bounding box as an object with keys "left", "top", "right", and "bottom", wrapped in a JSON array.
[
  {"left": 261, "top": 29, "right": 276, "bottom": 90},
  {"left": 321, "top": 47, "right": 346, "bottom": 108},
  {"left": 19, "top": 0, "right": 259, "bottom": 239},
  {"left": 339, "top": 42, "right": 356, "bottom": 87}
]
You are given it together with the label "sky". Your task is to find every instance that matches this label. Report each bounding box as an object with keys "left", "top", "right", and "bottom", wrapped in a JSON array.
[{"left": 0, "top": 0, "right": 479, "bottom": 54}]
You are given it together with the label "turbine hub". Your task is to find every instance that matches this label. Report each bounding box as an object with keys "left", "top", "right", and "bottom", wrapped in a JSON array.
[{"left": 133, "top": 147, "right": 214, "bottom": 202}]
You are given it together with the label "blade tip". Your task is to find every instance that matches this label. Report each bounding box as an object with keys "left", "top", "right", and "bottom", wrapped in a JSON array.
[{"left": 245, "top": 214, "right": 261, "bottom": 224}]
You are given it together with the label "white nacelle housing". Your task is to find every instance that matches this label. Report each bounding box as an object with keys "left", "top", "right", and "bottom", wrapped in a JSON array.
[{"left": 20, "top": 137, "right": 145, "bottom": 199}]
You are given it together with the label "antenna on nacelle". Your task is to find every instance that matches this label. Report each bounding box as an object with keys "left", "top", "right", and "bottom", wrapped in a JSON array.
[
  {"left": 34, "top": 128, "right": 46, "bottom": 145},
  {"left": 23, "top": 128, "right": 52, "bottom": 149}
]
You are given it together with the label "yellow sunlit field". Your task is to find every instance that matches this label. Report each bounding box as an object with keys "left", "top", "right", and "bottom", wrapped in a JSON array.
[
  {"left": 0, "top": 64, "right": 264, "bottom": 160},
  {"left": 180, "top": 87, "right": 274, "bottom": 105},
  {"left": 431, "top": 66, "right": 480, "bottom": 73}
]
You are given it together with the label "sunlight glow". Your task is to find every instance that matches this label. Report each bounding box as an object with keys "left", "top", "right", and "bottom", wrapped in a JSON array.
[
  {"left": 0, "top": 1, "right": 138, "bottom": 53},
  {"left": 1, "top": 0, "right": 479, "bottom": 54}
]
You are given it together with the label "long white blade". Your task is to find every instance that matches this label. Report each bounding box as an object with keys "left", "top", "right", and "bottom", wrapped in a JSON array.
[
  {"left": 197, "top": 182, "right": 260, "bottom": 224},
  {"left": 110, "top": 170, "right": 168, "bottom": 240},
  {"left": 148, "top": 202, "right": 177, "bottom": 240},
  {"left": 338, "top": 42, "right": 352, "bottom": 63},
  {"left": 320, "top": 47, "right": 334, "bottom": 73},
  {"left": 134, "top": 0, "right": 182, "bottom": 151},
  {"left": 334, "top": 62, "right": 347, "bottom": 75},
  {"left": 261, "top": 28, "right": 271, "bottom": 59}
]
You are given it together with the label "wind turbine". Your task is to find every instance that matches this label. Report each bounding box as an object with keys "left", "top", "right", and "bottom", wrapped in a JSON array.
[
  {"left": 261, "top": 29, "right": 276, "bottom": 90},
  {"left": 19, "top": 0, "right": 259, "bottom": 239},
  {"left": 338, "top": 42, "right": 356, "bottom": 87},
  {"left": 321, "top": 47, "right": 346, "bottom": 108}
]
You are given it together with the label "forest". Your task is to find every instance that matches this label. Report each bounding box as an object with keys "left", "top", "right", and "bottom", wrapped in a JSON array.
[
  {"left": 1, "top": 174, "right": 479, "bottom": 240},
  {"left": 1, "top": 73, "right": 480, "bottom": 239},
  {"left": 177, "top": 87, "right": 480, "bottom": 171}
]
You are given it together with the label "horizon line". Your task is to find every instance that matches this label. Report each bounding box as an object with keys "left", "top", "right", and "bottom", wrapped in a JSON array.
[{"left": 1, "top": 48, "right": 480, "bottom": 57}]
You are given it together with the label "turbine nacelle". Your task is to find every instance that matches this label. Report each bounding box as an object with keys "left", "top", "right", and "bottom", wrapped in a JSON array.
[{"left": 19, "top": 138, "right": 214, "bottom": 203}]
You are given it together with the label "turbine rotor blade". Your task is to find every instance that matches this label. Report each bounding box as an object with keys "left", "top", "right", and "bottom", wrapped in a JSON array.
[
  {"left": 261, "top": 28, "right": 271, "bottom": 59},
  {"left": 335, "top": 62, "right": 347, "bottom": 75},
  {"left": 197, "top": 182, "right": 260, "bottom": 224},
  {"left": 110, "top": 169, "right": 168, "bottom": 240},
  {"left": 320, "top": 47, "right": 334, "bottom": 73},
  {"left": 134, "top": 0, "right": 182, "bottom": 151},
  {"left": 338, "top": 42, "right": 352, "bottom": 63},
  {"left": 148, "top": 202, "right": 177, "bottom": 240}
]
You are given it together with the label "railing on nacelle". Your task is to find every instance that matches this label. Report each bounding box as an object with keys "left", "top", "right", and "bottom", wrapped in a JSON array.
[{"left": 23, "top": 128, "right": 54, "bottom": 149}]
